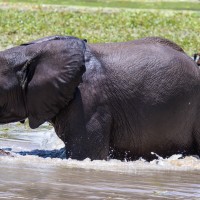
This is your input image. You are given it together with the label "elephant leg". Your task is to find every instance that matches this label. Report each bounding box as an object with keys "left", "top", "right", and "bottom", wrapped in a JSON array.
[
  {"left": 66, "top": 107, "right": 112, "bottom": 160},
  {"left": 53, "top": 88, "right": 112, "bottom": 160},
  {"left": 193, "top": 129, "right": 200, "bottom": 156},
  {"left": 84, "top": 108, "right": 112, "bottom": 160},
  {"left": 193, "top": 115, "right": 200, "bottom": 156}
]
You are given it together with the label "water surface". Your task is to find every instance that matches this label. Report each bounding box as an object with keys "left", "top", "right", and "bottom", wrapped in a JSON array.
[{"left": 0, "top": 123, "right": 200, "bottom": 199}]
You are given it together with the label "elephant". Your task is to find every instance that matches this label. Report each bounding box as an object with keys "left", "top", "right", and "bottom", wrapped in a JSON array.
[{"left": 0, "top": 35, "right": 200, "bottom": 161}]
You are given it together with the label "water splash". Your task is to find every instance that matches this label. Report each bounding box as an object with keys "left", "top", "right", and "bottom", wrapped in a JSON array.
[{"left": 1, "top": 123, "right": 200, "bottom": 173}]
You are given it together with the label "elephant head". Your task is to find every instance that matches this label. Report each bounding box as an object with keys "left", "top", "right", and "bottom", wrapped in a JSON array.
[{"left": 0, "top": 36, "right": 86, "bottom": 128}]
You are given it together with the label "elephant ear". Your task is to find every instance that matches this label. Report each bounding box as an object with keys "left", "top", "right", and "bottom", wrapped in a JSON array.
[{"left": 24, "top": 38, "right": 86, "bottom": 128}]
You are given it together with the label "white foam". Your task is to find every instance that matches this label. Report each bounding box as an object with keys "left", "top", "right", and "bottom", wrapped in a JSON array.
[{"left": 1, "top": 154, "right": 200, "bottom": 174}]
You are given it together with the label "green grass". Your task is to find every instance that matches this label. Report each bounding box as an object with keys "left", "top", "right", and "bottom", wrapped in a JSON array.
[
  {"left": 0, "top": 3, "right": 200, "bottom": 55},
  {"left": 1, "top": 0, "right": 200, "bottom": 11}
]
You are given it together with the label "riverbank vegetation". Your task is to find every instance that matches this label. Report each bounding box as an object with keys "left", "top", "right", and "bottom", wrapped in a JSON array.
[{"left": 0, "top": 1, "right": 199, "bottom": 55}]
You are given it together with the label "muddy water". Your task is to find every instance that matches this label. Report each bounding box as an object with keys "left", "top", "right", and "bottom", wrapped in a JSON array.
[{"left": 0, "top": 123, "right": 200, "bottom": 199}]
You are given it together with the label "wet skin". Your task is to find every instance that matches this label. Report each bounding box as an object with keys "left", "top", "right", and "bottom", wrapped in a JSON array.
[{"left": 0, "top": 36, "right": 200, "bottom": 160}]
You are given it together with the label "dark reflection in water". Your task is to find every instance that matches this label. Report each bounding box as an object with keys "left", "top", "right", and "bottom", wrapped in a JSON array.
[{"left": 18, "top": 148, "right": 66, "bottom": 159}]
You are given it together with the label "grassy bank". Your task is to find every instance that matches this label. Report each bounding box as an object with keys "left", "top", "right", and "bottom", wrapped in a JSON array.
[
  {"left": 0, "top": 3, "right": 199, "bottom": 55},
  {"left": 1, "top": 0, "right": 200, "bottom": 11}
]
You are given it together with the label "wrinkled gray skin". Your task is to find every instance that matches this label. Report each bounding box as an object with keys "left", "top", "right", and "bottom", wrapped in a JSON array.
[{"left": 0, "top": 36, "right": 200, "bottom": 161}]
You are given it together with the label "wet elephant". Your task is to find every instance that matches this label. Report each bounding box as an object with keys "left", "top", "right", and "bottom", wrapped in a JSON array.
[{"left": 0, "top": 36, "right": 200, "bottom": 161}]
